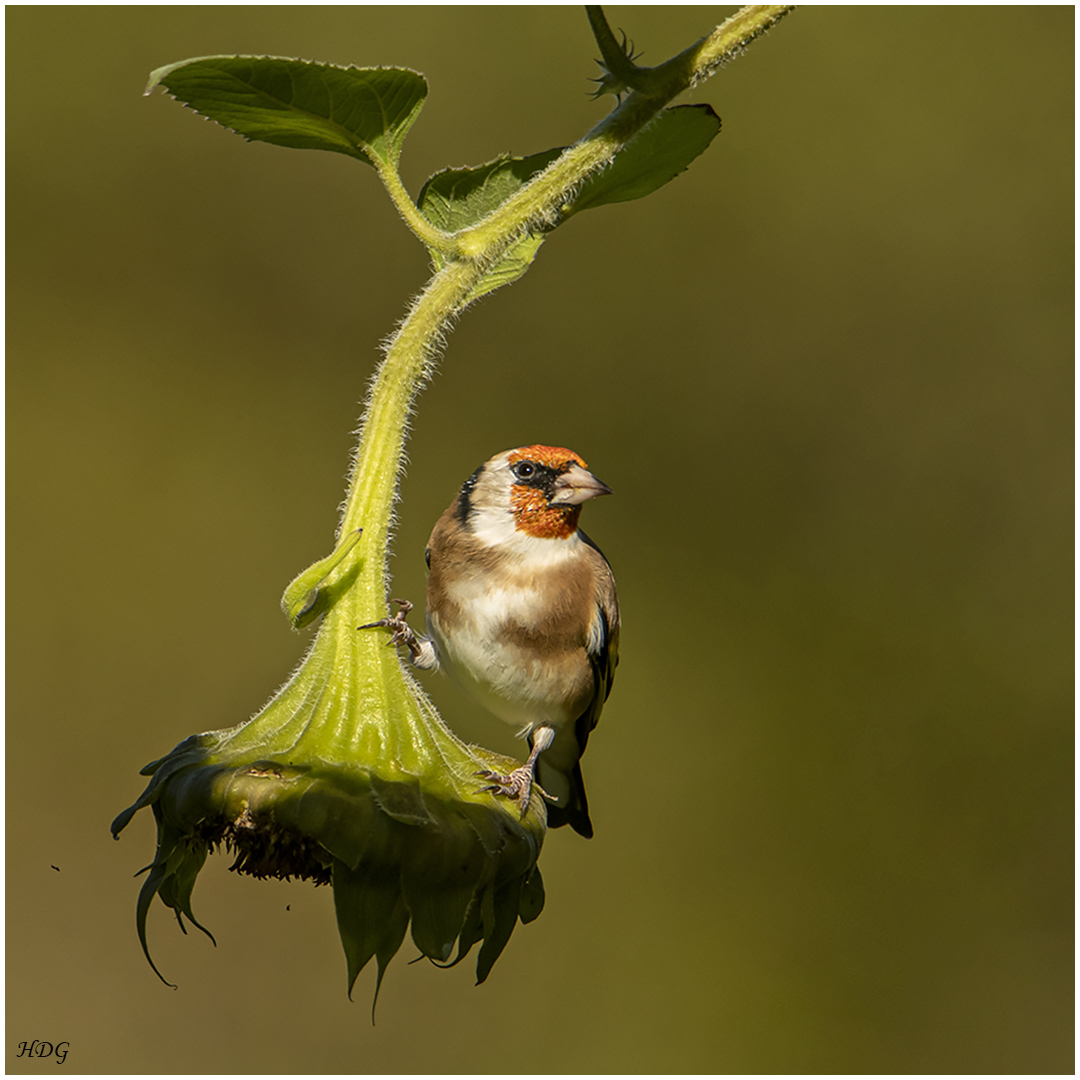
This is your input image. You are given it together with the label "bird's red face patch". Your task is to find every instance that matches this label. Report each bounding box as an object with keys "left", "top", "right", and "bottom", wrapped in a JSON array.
[
  {"left": 507, "top": 445, "right": 587, "bottom": 540},
  {"left": 507, "top": 445, "right": 588, "bottom": 471},
  {"left": 510, "top": 488, "right": 581, "bottom": 539}
]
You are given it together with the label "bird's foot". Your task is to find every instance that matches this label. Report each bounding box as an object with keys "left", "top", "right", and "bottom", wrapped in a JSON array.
[
  {"left": 476, "top": 766, "right": 550, "bottom": 819},
  {"left": 359, "top": 597, "right": 417, "bottom": 647},
  {"left": 359, "top": 599, "right": 438, "bottom": 669}
]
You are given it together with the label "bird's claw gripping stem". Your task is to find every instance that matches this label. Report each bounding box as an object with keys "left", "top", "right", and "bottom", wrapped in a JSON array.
[
  {"left": 359, "top": 598, "right": 438, "bottom": 670},
  {"left": 475, "top": 724, "right": 555, "bottom": 819},
  {"left": 475, "top": 767, "right": 551, "bottom": 819}
]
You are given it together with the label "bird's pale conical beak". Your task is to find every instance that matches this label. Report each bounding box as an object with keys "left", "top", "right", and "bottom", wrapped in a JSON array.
[{"left": 551, "top": 463, "right": 613, "bottom": 506}]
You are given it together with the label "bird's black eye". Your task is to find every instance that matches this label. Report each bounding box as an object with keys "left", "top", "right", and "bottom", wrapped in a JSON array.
[{"left": 512, "top": 461, "right": 536, "bottom": 480}]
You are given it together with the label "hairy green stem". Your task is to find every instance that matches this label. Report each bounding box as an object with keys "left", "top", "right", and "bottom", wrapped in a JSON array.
[
  {"left": 334, "top": 4, "right": 793, "bottom": 617},
  {"left": 114, "top": 9, "right": 795, "bottom": 993},
  {"left": 376, "top": 158, "right": 460, "bottom": 254},
  {"left": 456, "top": 5, "right": 793, "bottom": 261},
  {"left": 321, "top": 258, "right": 484, "bottom": 621},
  {"left": 586, "top": 6, "right": 666, "bottom": 98},
  {"left": 692, "top": 4, "right": 794, "bottom": 81}
]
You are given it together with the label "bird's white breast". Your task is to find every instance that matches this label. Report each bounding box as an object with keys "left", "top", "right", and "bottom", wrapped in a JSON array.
[{"left": 427, "top": 544, "right": 585, "bottom": 733}]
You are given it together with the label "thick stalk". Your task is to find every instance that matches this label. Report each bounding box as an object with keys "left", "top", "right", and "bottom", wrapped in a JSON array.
[
  {"left": 376, "top": 158, "right": 459, "bottom": 254},
  {"left": 114, "top": 8, "right": 796, "bottom": 996},
  {"left": 457, "top": 5, "right": 793, "bottom": 261},
  {"left": 340, "top": 4, "right": 796, "bottom": 612},
  {"left": 331, "top": 260, "right": 484, "bottom": 614}
]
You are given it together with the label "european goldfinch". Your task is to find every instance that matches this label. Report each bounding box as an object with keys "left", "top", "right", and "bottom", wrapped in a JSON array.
[{"left": 363, "top": 445, "right": 619, "bottom": 838}]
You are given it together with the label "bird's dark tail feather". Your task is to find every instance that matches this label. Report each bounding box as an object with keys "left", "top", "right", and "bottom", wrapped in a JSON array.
[{"left": 543, "top": 763, "right": 593, "bottom": 839}]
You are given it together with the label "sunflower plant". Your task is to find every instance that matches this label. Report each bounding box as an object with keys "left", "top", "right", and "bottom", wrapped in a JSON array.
[{"left": 112, "top": 4, "right": 793, "bottom": 1005}]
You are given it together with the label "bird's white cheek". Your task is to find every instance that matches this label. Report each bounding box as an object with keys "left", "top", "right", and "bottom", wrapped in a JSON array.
[{"left": 469, "top": 514, "right": 585, "bottom": 567}]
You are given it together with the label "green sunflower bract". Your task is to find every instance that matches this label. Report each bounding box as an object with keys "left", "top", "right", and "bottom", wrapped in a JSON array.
[{"left": 111, "top": 566, "right": 547, "bottom": 998}]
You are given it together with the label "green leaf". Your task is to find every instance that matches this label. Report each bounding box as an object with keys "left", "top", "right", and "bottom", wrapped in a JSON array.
[
  {"left": 332, "top": 857, "right": 409, "bottom": 1001},
  {"left": 567, "top": 104, "right": 722, "bottom": 215},
  {"left": 517, "top": 866, "right": 545, "bottom": 924},
  {"left": 418, "top": 149, "right": 563, "bottom": 233},
  {"left": 281, "top": 528, "right": 363, "bottom": 629},
  {"left": 146, "top": 56, "right": 427, "bottom": 168},
  {"left": 420, "top": 150, "right": 562, "bottom": 299},
  {"left": 416, "top": 105, "right": 718, "bottom": 298},
  {"left": 449, "top": 231, "right": 548, "bottom": 303},
  {"left": 475, "top": 875, "right": 524, "bottom": 985}
]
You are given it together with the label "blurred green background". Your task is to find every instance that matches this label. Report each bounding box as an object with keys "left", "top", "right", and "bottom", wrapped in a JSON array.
[{"left": 7, "top": 6, "right": 1072, "bottom": 1074}]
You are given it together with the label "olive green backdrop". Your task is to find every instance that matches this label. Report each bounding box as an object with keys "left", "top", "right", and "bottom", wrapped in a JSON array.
[{"left": 7, "top": 6, "right": 1072, "bottom": 1074}]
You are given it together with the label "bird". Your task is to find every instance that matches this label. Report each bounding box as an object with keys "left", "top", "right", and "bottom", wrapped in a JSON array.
[{"left": 361, "top": 445, "right": 619, "bottom": 838}]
